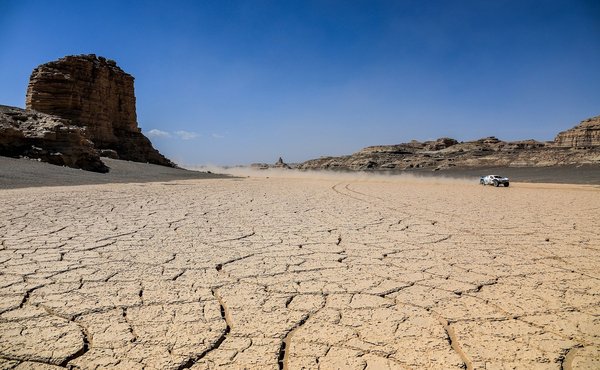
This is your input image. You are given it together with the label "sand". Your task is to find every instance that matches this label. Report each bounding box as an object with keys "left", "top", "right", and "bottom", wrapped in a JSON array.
[{"left": 0, "top": 159, "right": 600, "bottom": 369}]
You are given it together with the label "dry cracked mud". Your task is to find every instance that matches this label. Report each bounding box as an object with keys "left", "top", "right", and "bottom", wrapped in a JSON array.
[{"left": 1, "top": 176, "right": 599, "bottom": 369}]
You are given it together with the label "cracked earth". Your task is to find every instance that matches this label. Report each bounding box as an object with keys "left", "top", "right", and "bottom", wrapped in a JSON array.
[{"left": 1, "top": 176, "right": 599, "bottom": 369}]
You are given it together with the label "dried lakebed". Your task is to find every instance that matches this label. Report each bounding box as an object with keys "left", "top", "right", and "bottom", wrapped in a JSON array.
[{"left": 0, "top": 177, "right": 599, "bottom": 369}]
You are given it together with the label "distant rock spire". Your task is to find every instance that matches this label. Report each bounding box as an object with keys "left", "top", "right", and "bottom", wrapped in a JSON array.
[{"left": 274, "top": 157, "right": 290, "bottom": 169}]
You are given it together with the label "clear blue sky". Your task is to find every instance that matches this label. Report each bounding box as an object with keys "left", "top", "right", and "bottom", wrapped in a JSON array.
[{"left": 1, "top": 0, "right": 599, "bottom": 165}]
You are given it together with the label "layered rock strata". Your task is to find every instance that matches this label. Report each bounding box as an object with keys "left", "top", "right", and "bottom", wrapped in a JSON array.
[
  {"left": 26, "top": 54, "right": 174, "bottom": 167},
  {"left": 299, "top": 117, "right": 600, "bottom": 171},
  {"left": 555, "top": 115, "right": 600, "bottom": 148},
  {"left": 0, "top": 105, "right": 108, "bottom": 172}
]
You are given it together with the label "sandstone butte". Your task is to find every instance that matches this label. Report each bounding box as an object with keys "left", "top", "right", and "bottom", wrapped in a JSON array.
[{"left": 1, "top": 54, "right": 173, "bottom": 172}]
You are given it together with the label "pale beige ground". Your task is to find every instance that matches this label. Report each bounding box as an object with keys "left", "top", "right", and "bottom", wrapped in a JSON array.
[{"left": 0, "top": 176, "right": 599, "bottom": 369}]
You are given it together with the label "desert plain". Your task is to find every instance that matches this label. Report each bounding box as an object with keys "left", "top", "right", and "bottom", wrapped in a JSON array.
[{"left": 1, "top": 162, "right": 599, "bottom": 370}]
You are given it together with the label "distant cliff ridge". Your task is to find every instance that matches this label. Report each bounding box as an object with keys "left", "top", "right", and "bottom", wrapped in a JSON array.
[
  {"left": 25, "top": 54, "right": 174, "bottom": 167},
  {"left": 299, "top": 116, "right": 600, "bottom": 171}
]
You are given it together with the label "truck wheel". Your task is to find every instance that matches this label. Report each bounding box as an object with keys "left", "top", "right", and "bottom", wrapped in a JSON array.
[
  {"left": 493, "top": 180, "right": 499, "bottom": 187},
  {"left": 505, "top": 182, "right": 509, "bottom": 187},
  {"left": 480, "top": 180, "right": 484, "bottom": 185}
]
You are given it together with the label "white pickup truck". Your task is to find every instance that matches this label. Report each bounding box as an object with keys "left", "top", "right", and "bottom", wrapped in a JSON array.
[{"left": 480, "top": 175, "right": 509, "bottom": 187}]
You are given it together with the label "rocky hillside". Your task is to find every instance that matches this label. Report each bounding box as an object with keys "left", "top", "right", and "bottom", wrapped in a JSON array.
[
  {"left": 299, "top": 116, "right": 600, "bottom": 171},
  {"left": 554, "top": 115, "right": 600, "bottom": 148},
  {"left": 0, "top": 105, "right": 108, "bottom": 172},
  {"left": 25, "top": 54, "right": 173, "bottom": 167}
]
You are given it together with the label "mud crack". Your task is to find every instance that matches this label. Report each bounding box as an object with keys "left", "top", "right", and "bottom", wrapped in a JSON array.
[
  {"left": 560, "top": 344, "right": 583, "bottom": 370},
  {"left": 278, "top": 296, "right": 327, "bottom": 370},
  {"left": 278, "top": 314, "right": 310, "bottom": 370},
  {"left": 439, "top": 317, "right": 473, "bottom": 370},
  {"left": 176, "top": 289, "right": 232, "bottom": 369}
]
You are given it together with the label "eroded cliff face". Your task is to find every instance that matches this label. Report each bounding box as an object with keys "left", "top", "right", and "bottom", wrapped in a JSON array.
[
  {"left": 554, "top": 116, "right": 600, "bottom": 148},
  {"left": 0, "top": 105, "right": 109, "bottom": 172},
  {"left": 26, "top": 54, "right": 174, "bottom": 166}
]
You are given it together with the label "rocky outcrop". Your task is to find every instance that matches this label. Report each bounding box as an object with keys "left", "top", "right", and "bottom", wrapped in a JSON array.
[
  {"left": 554, "top": 116, "right": 600, "bottom": 148},
  {"left": 26, "top": 54, "right": 174, "bottom": 166},
  {"left": 299, "top": 116, "right": 600, "bottom": 171},
  {"left": 273, "top": 157, "right": 291, "bottom": 169},
  {"left": 0, "top": 105, "right": 108, "bottom": 172},
  {"left": 250, "top": 157, "right": 293, "bottom": 170}
]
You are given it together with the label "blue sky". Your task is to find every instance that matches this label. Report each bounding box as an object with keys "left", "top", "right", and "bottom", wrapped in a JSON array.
[{"left": 1, "top": 0, "right": 599, "bottom": 165}]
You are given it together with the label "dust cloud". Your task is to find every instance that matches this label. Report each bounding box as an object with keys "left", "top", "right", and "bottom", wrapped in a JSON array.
[{"left": 186, "top": 165, "right": 476, "bottom": 185}]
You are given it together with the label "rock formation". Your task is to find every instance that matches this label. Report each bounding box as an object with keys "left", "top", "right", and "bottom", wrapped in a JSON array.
[
  {"left": 0, "top": 105, "right": 108, "bottom": 172},
  {"left": 299, "top": 116, "right": 600, "bottom": 171},
  {"left": 26, "top": 54, "right": 174, "bottom": 167},
  {"left": 554, "top": 115, "right": 600, "bottom": 148},
  {"left": 273, "top": 157, "right": 291, "bottom": 169},
  {"left": 250, "top": 157, "right": 293, "bottom": 170}
]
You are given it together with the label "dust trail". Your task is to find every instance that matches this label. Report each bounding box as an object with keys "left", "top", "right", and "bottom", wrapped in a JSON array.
[{"left": 184, "top": 165, "right": 476, "bottom": 185}]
